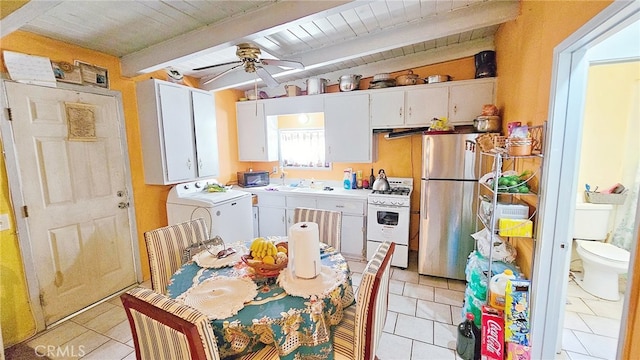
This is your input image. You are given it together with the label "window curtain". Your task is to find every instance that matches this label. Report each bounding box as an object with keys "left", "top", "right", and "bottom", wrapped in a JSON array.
[{"left": 280, "top": 129, "right": 328, "bottom": 168}]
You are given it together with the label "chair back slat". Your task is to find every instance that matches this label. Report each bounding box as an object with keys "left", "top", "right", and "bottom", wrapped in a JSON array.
[
  {"left": 121, "top": 287, "right": 220, "bottom": 360},
  {"left": 144, "top": 218, "right": 209, "bottom": 293},
  {"left": 293, "top": 207, "right": 342, "bottom": 249},
  {"left": 354, "top": 241, "right": 395, "bottom": 360}
]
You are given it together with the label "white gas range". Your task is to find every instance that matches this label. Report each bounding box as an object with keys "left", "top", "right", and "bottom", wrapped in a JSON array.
[{"left": 367, "top": 177, "right": 413, "bottom": 268}]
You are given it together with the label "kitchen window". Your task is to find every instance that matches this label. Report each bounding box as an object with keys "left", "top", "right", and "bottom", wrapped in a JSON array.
[{"left": 279, "top": 129, "right": 330, "bottom": 169}]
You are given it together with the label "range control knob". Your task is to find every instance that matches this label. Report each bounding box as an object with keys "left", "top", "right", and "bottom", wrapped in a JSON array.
[
  {"left": 194, "top": 182, "right": 202, "bottom": 189},
  {"left": 183, "top": 184, "right": 190, "bottom": 190}
]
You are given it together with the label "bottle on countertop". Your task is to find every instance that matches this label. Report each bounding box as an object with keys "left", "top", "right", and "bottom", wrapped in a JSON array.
[
  {"left": 351, "top": 172, "right": 357, "bottom": 189},
  {"left": 356, "top": 170, "right": 363, "bottom": 189},
  {"left": 369, "top": 168, "right": 375, "bottom": 190},
  {"left": 343, "top": 169, "right": 351, "bottom": 190}
]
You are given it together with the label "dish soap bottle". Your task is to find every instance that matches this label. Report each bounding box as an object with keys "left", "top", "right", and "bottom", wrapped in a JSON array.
[{"left": 343, "top": 169, "right": 352, "bottom": 190}]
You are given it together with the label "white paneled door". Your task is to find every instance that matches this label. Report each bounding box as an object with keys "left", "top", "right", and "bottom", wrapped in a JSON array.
[{"left": 5, "top": 82, "right": 137, "bottom": 325}]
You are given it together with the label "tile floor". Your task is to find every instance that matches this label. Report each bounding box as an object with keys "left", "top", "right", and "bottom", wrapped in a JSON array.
[{"left": 7, "top": 253, "right": 624, "bottom": 360}]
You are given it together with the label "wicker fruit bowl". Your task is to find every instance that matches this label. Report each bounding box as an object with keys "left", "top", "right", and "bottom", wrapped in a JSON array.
[{"left": 241, "top": 242, "right": 288, "bottom": 278}]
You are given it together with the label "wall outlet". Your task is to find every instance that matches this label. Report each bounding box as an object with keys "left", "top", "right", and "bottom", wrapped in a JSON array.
[
  {"left": 0, "top": 213, "right": 10, "bottom": 231},
  {"left": 273, "top": 166, "right": 278, "bottom": 174}
]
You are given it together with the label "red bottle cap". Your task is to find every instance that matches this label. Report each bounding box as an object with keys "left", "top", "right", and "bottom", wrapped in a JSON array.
[{"left": 466, "top": 313, "right": 475, "bottom": 321}]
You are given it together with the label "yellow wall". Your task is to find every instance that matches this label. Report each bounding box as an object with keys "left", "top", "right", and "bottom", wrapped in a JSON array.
[
  {"left": 579, "top": 61, "right": 640, "bottom": 196},
  {"left": 0, "top": 30, "right": 240, "bottom": 346}
]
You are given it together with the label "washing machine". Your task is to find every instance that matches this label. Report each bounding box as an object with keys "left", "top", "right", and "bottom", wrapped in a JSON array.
[{"left": 166, "top": 178, "right": 254, "bottom": 244}]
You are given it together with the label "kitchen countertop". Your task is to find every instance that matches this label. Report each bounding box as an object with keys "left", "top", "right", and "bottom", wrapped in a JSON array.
[{"left": 243, "top": 183, "right": 371, "bottom": 200}]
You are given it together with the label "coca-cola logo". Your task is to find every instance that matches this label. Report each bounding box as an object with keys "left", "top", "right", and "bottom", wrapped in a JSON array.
[{"left": 485, "top": 319, "right": 503, "bottom": 354}]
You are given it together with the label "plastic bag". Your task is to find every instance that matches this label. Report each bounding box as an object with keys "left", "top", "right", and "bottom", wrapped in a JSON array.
[{"left": 471, "top": 228, "right": 517, "bottom": 263}]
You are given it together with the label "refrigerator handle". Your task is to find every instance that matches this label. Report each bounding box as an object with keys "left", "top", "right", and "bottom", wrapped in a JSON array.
[
  {"left": 421, "top": 180, "right": 428, "bottom": 220},
  {"left": 422, "top": 136, "right": 431, "bottom": 179}
]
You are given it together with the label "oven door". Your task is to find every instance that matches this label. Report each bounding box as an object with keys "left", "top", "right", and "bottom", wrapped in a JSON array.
[{"left": 367, "top": 203, "right": 410, "bottom": 245}]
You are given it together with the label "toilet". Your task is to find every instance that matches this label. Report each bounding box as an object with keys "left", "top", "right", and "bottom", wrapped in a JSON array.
[{"left": 573, "top": 202, "right": 630, "bottom": 301}]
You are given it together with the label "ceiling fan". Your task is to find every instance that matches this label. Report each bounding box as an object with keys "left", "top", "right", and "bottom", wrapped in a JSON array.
[{"left": 194, "top": 43, "right": 304, "bottom": 87}]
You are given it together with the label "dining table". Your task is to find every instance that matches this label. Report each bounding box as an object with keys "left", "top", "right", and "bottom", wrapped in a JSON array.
[{"left": 167, "top": 237, "right": 355, "bottom": 360}]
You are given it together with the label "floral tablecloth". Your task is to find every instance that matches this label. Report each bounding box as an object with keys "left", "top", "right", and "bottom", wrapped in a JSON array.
[{"left": 167, "top": 240, "right": 355, "bottom": 360}]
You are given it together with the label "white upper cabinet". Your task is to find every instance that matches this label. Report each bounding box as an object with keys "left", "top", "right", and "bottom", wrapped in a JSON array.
[
  {"left": 448, "top": 78, "right": 496, "bottom": 125},
  {"left": 136, "top": 79, "right": 219, "bottom": 185},
  {"left": 370, "top": 86, "right": 449, "bottom": 128},
  {"left": 324, "top": 93, "right": 374, "bottom": 163},
  {"left": 371, "top": 78, "right": 496, "bottom": 128},
  {"left": 370, "top": 88, "right": 405, "bottom": 128},
  {"left": 192, "top": 90, "right": 219, "bottom": 177},
  {"left": 236, "top": 101, "right": 278, "bottom": 161},
  {"left": 405, "top": 87, "right": 449, "bottom": 126}
]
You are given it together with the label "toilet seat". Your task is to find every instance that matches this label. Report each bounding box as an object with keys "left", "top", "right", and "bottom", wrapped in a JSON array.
[{"left": 577, "top": 240, "right": 630, "bottom": 263}]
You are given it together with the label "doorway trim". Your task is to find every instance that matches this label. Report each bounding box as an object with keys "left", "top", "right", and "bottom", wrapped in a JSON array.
[
  {"left": 0, "top": 80, "right": 143, "bottom": 332},
  {"left": 532, "top": 0, "right": 640, "bottom": 358}
]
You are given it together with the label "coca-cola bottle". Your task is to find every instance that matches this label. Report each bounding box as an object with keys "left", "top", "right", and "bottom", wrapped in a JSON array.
[{"left": 457, "top": 313, "right": 481, "bottom": 360}]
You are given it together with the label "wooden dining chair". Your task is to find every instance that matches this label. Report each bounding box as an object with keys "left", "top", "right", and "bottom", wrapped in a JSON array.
[
  {"left": 144, "top": 218, "right": 209, "bottom": 294},
  {"left": 293, "top": 207, "right": 342, "bottom": 250},
  {"left": 121, "top": 287, "right": 280, "bottom": 360},
  {"left": 333, "top": 240, "right": 396, "bottom": 360}
]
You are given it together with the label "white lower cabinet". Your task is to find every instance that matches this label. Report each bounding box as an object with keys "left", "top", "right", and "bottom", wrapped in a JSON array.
[
  {"left": 317, "top": 198, "right": 366, "bottom": 260},
  {"left": 255, "top": 192, "right": 366, "bottom": 260},
  {"left": 256, "top": 193, "right": 286, "bottom": 236},
  {"left": 340, "top": 214, "right": 366, "bottom": 260}
]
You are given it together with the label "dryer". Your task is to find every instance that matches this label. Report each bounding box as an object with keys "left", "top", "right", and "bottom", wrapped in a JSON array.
[{"left": 166, "top": 178, "right": 254, "bottom": 244}]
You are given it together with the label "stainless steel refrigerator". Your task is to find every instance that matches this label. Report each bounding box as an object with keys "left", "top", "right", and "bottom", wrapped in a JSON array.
[{"left": 418, "top": 133, "right": 479, "bottom": 280}]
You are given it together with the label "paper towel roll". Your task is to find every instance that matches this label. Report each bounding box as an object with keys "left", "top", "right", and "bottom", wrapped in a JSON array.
[{"left": 288, "top": 222, "right": 321, "bottom": 279}]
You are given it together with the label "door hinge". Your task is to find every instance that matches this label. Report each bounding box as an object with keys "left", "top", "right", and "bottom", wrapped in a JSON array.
[
  {"left": 22, "top": 205, "right": 29, "bottom": 218},
  {"left": 5, "top": 108, "right": 12, "bottom": 121},
  {"left": 39, "top": 293, "right": 46, "bottom": 307}
]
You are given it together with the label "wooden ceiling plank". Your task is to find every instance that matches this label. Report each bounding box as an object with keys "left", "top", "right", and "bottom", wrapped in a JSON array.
[
  {"left": 368, "top": 1, "right": 393, "bottom": 29},
  {"left": 340, "top": 9, "right": 368, "bottom": 36},
  {"left": 120, "top": 0, "right": 356, "bottom": 76},
  {"left": 419, "top": 0, "right": 438, "bottom": 18},
  {"left": 0, "top": 0, "right": 63, "bottom": 37}
]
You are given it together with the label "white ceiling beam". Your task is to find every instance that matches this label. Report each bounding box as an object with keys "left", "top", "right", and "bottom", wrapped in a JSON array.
[
  {"left": 0, "top": 0, "right": 63, "bottom": 37},
  {"left": 120, "top": 0, "right": 363, "bottom": 77},
  {"left": 202, "top": 0, "right": 518, "bottom": 91}
]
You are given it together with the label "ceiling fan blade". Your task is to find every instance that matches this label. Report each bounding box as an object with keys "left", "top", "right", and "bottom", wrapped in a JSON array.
[
  {"left": 193, "top": 60, "right": 242, "bottom": 71},
  {"left": 202, "top": 64, "right": 243, "bottom": 85},
  {"left": 260, "top": 59, "right": 304, "bottom": 70},
  {"left": 256, "top": 66, "right": 279, "bottom": 88}
]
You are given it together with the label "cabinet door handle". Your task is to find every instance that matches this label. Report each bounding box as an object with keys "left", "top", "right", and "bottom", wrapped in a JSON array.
[
  {"left": 198, "top": 159, "right": 203, "bottom": 169},
  {"left": 409, "top": 106, "right": 412, "bottom": 117},
  {"left": 453, "top": 105, "right": 458, "bottom": 114},
  {"left": 335, "top": 205, "right": 345, "bottom": 208},
  {"left": 399, "top": 107, "right": 403, "bottom": 117},
  {"left": 187, "top": 158, "right": 192, "bottom": 169},
  {"left": 262, "top": 146, "right": 265, "bottom": 154}
]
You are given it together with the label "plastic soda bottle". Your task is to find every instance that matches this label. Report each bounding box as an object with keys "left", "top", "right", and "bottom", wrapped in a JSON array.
[{"left": 457, "top": 312, "right": 481, "bottom": 360}]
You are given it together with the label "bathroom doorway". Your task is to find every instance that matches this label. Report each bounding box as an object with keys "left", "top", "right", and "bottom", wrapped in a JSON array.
[
  {"left": 562, "top": 57, "right": 640, "bottom": 358},
  {"left": 531, "top": 1, "right": 640, "bottom": 358}
]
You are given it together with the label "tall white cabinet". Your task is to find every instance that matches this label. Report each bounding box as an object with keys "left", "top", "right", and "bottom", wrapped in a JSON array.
[
  {"left": 136, "top": 79, "right": 219, "bottom": 185},
  {"left": 236, "top": 101, "right": 279, "bottom": 162},
  {"left": 324, "top": 93, "right": 374, "bottom": 163}
]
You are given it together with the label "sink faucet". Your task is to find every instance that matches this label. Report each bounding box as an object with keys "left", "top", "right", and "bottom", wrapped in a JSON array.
[{"left": 280, "top": 168, "right": 286, "bottom": 185}]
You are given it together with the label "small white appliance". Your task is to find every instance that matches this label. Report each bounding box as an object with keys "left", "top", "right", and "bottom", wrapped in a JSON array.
[
  {"left": 166, "top": 179, "right": 254, "bottom": 244},
  {"left": 367, "top": 177, "right": 413, "bottom": 268},
  {"left": 573, "top": 201, "right": 630, "bottom": 301}
]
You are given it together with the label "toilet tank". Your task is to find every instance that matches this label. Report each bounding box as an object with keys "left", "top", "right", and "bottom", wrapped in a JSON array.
[{"left": 573, "top": 202, "right": 614, "bottom": 240}]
